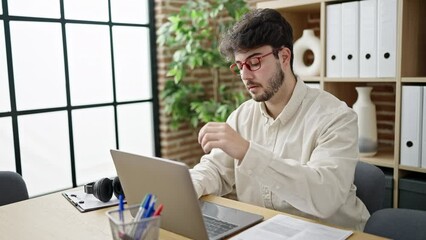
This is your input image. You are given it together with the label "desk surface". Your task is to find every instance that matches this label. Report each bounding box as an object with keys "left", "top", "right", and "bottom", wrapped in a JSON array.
[{"left": 0, "top": 190, "right": 385, "bottom": 240}]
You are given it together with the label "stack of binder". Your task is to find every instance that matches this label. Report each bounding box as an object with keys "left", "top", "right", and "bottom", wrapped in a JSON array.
[
  {"left": 400, "top": 86, "right": 426, "bottom": 168},
  {"left": 326, "top": 0, "right": 397, "bottom": 78}
]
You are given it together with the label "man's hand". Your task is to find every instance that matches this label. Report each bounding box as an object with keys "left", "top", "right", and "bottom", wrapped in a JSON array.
[{"left": 198, "top": 122, "right": 249, "bottom": 161}]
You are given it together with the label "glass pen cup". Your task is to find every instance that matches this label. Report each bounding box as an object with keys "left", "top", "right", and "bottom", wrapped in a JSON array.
[{"left": 106, "top": 204, "right": 161, "bottom": 240}]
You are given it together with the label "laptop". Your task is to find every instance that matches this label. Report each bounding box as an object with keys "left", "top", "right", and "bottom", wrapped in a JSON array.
[{"left": 110, "top": 149, "right": 264, "bottom": 240}]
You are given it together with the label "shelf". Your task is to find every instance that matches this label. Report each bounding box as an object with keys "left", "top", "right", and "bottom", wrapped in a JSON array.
[
  {"left": 323, "top": 77, "right": 396, "bottom": 83},
  {"left": 401, "top": 77, "right": 426, "bottom": 83},
  {"left": 262, "top": 0, "right": 426, "bottom": 210},
  {"left": 399, "top": 165, "right": 426, "bottom": 174},
  {"left": 257, "top": 0, "right": 322, "bottom": 12},
  {"left": 323, "top": 81, "right": 396, "bottom": 107},
  {"left": 361, "top": 148, "right": 395, "bottom": 168},
  {"left": 300, "top": 76, "right": 321, "bottom": 82}
]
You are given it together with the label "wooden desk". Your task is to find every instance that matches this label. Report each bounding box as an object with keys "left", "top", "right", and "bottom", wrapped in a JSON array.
[{"left": 0, "top": 191, "right": 385, "bottom": 240}]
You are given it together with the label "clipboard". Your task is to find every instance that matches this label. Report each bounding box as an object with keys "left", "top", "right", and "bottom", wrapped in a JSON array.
[{"left": 62, "top": 188, "right": 125, "bottom": 213}]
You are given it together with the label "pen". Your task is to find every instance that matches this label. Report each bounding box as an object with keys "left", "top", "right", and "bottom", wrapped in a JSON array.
[
  {"left": 140, "top": 204, "right": 163, "bottom": 240},
  {"left": 153, "top": 204, "right": 164, "bottom": 216},
  {"left": 118, "top": 194, "right": 125, "bottom": 233},
  {"left": 134, "top": 194, "right": 158, "bottom": 239},
  {"left": 119, "top": 194, "right": 124, "bottom": 221},
  {"left": 135, "top": 193, "right": 152, "bottom": 220},
  {"left": 129, "top": 193, "right": 153, "bottom": 236},
  {"left": 142, "top": 198, "right": 156, "bottom": 219}
]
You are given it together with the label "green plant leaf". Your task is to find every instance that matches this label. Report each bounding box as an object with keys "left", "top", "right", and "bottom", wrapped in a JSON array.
[
  {"left": 158, "top": 0, "right": 249, "bottom": 130},
  {"left": 174, "top": 68, "right": 184, "bottom": 83}
]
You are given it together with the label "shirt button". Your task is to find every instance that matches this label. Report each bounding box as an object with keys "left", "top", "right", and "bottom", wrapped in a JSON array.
[
  {"left": 247, "top": 169, "right": 253, "bottom": 175},
  {"left": 275, "top": 185, "right": 280, "bottom": 190}
]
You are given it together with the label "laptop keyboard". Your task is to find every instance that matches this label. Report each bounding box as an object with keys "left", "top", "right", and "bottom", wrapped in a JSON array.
[{"left": 203, "top": 215, "right": 238, "bottom": 238}]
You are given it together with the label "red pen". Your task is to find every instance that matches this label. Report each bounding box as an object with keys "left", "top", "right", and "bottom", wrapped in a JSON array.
[{"left": 153, "top": 204, "right": 164, "bottom": 216}]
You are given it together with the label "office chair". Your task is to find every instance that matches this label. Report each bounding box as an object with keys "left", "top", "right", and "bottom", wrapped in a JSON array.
[
  {"left": 0, "top": 171, "right": 29, "bottom": 206},
  {"left": 354, "top": 161, "right": 385, "bottom": 214},
  {"left": 364, "top": 208, "right": 426, "bottom": 240}
]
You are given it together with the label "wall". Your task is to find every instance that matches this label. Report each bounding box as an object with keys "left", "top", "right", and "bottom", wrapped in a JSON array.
[{"left": 155, "top": 0, "right": 201, "bottom": 166}]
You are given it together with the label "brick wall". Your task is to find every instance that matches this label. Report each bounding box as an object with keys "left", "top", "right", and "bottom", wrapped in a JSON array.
[
  {"left": 155, "top": 0, "right": 394, "bottom": 167},
  {"left": 155, "top": 0, "right": 201, "bottom": 166},
  {"left": 370, "top": 83, "right": 395, "bottom": 148}
]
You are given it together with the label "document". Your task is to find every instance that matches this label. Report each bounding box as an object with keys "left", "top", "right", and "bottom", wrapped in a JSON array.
[
  {"left": 230, "top": 214, "right": 353, "bottom": 240},
  {"left": 326, "top": 3, "right": 342, "bottom": 77},
  {"left": 341, "top": 1, "right": 359, "bottom": 77},
  {"left": 359, "top": 0, "right": 378, "bottom": 78},
  {"left": 377, "top": 0, "right": 397, "bottom": 77},
  {"left": 400, "top": 86, "right": 422, "bottom": 167},
  {"left": 422, "top": 86, "right": 426, "bottom": 168},
  {"left": 62, "top": 188, "right": 124, "bottom": 212}
]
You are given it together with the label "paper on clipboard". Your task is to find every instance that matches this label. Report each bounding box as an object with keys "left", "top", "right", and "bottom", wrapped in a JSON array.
[
  {"left": 230, "top": 214, "right": 353, "bottom": 240},
  {"left": 62, "top": 188, "right": 124, "bottom": 213}
]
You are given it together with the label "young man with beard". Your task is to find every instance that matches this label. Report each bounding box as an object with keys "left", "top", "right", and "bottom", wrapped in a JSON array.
[{"left": 189, "top": 8, "right": 369, "bottom": 231}]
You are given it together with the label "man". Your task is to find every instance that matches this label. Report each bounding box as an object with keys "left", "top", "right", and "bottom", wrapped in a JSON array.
[{"left": 189, "top": 8, "right": 369, "bottom": 231}]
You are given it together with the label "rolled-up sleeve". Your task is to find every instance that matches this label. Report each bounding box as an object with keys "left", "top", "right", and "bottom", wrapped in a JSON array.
[{"left": 190, "top": 146, "right": 236, "bottom": 198}]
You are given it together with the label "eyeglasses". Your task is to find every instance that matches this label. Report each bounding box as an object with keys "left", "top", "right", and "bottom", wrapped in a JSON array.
[{"left": 230, "top": 48, "right": 282, "bottom": 75}]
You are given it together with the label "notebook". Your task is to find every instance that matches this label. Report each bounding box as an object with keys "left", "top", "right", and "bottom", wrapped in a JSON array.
[{"left": 110, "top": 149, "right": 264, "bottom": 240}]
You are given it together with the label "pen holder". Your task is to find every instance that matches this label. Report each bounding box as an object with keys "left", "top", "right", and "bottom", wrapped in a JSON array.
[{"left": 106, "top": 204, "right": 161, "bottom": 240}]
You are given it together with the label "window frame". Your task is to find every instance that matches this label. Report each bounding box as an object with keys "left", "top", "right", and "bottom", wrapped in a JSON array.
[{"left": 0, "top": 0, "right": 160, "bottom": 194}]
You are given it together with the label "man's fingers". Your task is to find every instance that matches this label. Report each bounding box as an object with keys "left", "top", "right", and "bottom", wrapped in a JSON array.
[
  {"left": 201, "top": 139, "right": 219, "bottom": 153},
  {"left": 198, "top": 122, "right": 233, "bottom": 154},
  {"left": 200, "top": 132, "right": 220, "bottom": 149},
  {"left": 198, "top": 123, "right": 224, "bottom": 143}
]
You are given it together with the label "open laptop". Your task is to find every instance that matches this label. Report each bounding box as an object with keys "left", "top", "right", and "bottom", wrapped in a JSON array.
[{"left": 110, "top": 149, "right": 263, "bottom": 240}]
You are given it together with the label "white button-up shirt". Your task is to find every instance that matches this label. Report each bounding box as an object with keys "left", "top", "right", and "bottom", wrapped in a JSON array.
[{"left": 190, "top": 79, "right": 370, "bottom": 231}]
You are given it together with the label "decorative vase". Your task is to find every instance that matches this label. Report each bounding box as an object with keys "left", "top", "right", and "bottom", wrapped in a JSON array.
[
  {"left": 353, "top": 87, "right": 378, "bottom": 157},
  {"left": 293, "top": 29, "right": 321, "bottom": 77}
]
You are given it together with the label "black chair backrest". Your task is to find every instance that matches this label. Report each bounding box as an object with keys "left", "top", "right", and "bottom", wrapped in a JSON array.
[
  {"left": 354, "top": 161, "right": 385, "bottom": 214},
  {"left": 364, "top": 208, "right": 426, "bottom": 240},
  {"left": 0, "top": 171, "right": 29, "bottom": 206}
]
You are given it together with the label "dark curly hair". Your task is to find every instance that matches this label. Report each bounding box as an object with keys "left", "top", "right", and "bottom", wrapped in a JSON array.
[{"left": 219, "top": 8, "right": 294, "bottom": 71}]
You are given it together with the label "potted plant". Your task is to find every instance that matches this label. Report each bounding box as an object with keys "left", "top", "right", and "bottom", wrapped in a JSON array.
[{"left": 157, "top": 0, "right": 249, "bottom": 129}]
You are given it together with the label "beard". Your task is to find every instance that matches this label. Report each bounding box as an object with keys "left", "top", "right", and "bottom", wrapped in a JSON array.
[{"left": 250, "top": 65, "right": 285, "bottom": 102}]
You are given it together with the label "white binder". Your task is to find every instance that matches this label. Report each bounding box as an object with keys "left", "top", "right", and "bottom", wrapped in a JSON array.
[
  {"left": 423, "top": 86, "right": 426, "bottom": 168},
  {"left": 359, "top": 0, "right": 378, "bottom": 78},
  {"left": 377, "top": 0, "right": 397, "bottom": 77},
  {"left": 326, "top": 3, "right": 342, "bottom": 77},
  {"left": 341, "top": 1, "right": 359, "bottom": 77},
  {"left": 400, "top": 86, "right": 422, "bottom": 167}
]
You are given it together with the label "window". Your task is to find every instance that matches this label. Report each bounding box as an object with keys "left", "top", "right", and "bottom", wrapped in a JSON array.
[{"left": 0, "top": 0, "right": 159, "bottom": 197}]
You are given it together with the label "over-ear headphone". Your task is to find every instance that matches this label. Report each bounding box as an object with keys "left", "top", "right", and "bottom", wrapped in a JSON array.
[{"left": 84, "top": 177, "right": 124, "bottom": 202}]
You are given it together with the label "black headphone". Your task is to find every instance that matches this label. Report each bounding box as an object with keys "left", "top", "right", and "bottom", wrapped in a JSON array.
[{"left": 84, "top": 177, "right": 124, "bottom": 202}]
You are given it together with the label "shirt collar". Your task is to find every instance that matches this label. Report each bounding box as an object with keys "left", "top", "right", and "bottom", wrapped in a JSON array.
[{"left": 259, "top": 77, "right": 308, "bottom": 125}]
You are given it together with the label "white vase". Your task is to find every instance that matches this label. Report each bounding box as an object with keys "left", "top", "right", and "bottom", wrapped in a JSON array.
[
  {"left": 293, "top": 29, "right": 321, "bottom": 77},
  {"left": 353, "top": 87, "right": 378, "bottom": 157}
]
